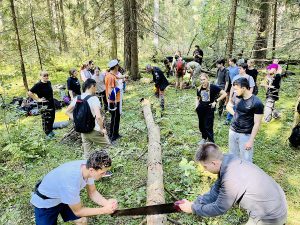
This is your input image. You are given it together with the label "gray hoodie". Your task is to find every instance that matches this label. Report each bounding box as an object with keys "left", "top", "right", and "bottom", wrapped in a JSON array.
[{"left": 192, "top": 154, "right": 287, "bottom": 222}]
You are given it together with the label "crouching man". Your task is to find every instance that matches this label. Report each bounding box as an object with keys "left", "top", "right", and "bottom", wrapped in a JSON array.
[
  {"left": 178, "top": 143, "right": 287, "bottom": 225},
  {"left": 30, "top": 150, "right": 118, "bottom": 225}
]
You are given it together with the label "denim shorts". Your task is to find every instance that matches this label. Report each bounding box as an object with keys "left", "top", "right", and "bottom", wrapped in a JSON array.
[{"left": 34, "top": 203, "right": 80, "bottom": 225}]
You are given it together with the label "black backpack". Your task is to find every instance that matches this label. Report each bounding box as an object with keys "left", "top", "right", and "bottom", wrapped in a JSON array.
[
  {"left": 73, "top": 95, "right": 95, "bottom": 133},
  {"left": 289, "top": 123, "right": 300, "bottom": 148}
]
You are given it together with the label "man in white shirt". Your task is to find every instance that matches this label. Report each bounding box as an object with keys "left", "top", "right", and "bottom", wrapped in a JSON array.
[{"left": 66, "top": 79, "right": 110, "bottom": 159}]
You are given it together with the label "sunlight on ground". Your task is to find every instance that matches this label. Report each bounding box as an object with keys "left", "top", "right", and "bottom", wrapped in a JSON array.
[{"left": 262, "top": 120, "right": 282, "bottom": 138}]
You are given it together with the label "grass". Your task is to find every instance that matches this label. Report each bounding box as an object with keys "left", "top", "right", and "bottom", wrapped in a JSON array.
[{"left": 0, "top": 62, "right": 300, "bottom": 225}]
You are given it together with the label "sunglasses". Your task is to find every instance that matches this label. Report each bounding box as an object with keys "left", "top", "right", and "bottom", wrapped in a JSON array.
[{"left": 42, "top": 74, "right": 49, "bottom": 77}]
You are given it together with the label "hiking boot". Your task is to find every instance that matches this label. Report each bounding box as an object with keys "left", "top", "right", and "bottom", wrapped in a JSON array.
[{"left": 115, "top": 134, "right": 123, "bottom": 140}]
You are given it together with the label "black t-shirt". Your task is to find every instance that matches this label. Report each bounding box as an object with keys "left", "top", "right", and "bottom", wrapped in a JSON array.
[
  {"left": 30, "top": 81, "right": 54, "bottom": 108},
  {"left": 266, "top": 74, "right": 281, "bottom": 101},
  {"left": 152, "top": 67, "right": 169, "bottom": 91},
  {"left": 67, "top": 77, "right": 81, "bottom": 96},
  {"left": 197, "top": 84, "right": 221, "bottom": 105},
  {"left": 231, "top": 95, "right": 264, "bottom": 134},
  {"left": 246, "top": 68, "right": 258, "bottom": 83}
]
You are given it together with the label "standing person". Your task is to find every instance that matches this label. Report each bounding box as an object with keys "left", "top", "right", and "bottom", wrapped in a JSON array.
[
  {"left": 246, "top": 59, "right": 259, "bottom": 95},
  {"left": 215, "top": 59, "right": 229, "bottom": 117},
  {"left": 67, "top": 68, "right": 81, "bottom": 101},
  {"left": 196, "top": 74, "right": 227, "bottom": 144},
  {"left": 116, "top": 59, "right": 128, "bottom": 114},
  {"left": 262, "top": 64, "right": 282, "bottom": 122},
  {"left": 172, "top": 51, "right": 186, "bottom": 90},
  {"left": 28, "top": 71, "right": 55, "bottom": 139},
  {"left": 66, "top": 79, "right": 110, "bottom": 158},
  {"left": 272, "top": 58, "right": 283, "bottom": 74},
  {"left": 237, "top": 51, "right": 245, "bottom": 65},
  {"left": 193, "top": 45, "right": 204, "bottom": 65},
  {"left": 226, "top": 78, "right": 264, "bottom": 162},
  {"left": 186, "top": 61, "right": 201, "bottom": 88},
  {"left": 178, "top": 143, "right": 287, "bottom": 225},
  {"left": 81, "top": 62, "right": 92, "bottom": 82},
  {"left": 92, "top": 67, "right": 108, "bottom": 112},
  {"left": 88, "top": 60, "right": 95, "bottom": 75},
  {"left": 146, "top": 64, "right": 169, "bottom": 110},
  {"left": 105, "top": 60, "right": 122, "bottom": 142},
  {"left": 225, "top": 58, "right": 239, "bottom": 125},
  {"left": 30, "top": 150, "right": 118, "bottom": 225}
]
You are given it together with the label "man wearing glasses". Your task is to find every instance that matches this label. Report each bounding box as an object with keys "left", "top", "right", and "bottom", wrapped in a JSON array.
[{"left": 28, "top": 71, "right": 56, "bottom": 139}]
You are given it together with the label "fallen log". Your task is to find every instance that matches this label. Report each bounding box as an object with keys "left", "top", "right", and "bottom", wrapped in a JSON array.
[{"left": 141, "top": 98, "right": 167, "bottom": 225}]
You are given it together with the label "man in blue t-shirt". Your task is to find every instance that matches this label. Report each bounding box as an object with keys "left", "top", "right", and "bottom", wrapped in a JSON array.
[
  {"left": 226, "top": 78, "right": 264, "bottom": 162},
  {"left": 30, "top": 150, "right": 118, "bottom": 225}
]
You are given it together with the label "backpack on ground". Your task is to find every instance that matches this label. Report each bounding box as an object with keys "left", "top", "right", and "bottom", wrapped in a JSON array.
[
  {"left": 176, "top": 59, "right": 184, "bottom": 72},
  {"left": 289, "top": 123, "right": 300, "bottom": 148},
  {"left": 73, "top": 95, "right": 95, "bottom": 133}
]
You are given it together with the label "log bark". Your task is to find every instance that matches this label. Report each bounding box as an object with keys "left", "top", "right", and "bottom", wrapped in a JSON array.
[{"left": 141, "top": 99, "right": 166, "bottom": 225}]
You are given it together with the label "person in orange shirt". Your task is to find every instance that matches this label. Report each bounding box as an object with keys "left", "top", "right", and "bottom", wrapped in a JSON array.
[{"left": 105, "top": 60, "right": 122, "bottom": 142}]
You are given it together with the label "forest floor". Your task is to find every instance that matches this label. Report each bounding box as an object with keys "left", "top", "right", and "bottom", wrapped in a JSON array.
[{"left": 0, "top": 63, "right": 300, "bottom": 225}]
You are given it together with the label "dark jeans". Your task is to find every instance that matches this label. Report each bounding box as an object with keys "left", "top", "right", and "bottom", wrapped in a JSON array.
[
  {"left": 41, "top": 108, "right": 55, "bottom": 135},
  {"left": 109, "top": 102, "right": 120, "bottom": 140},
  {"left": 196, "top": 104, "right": 215, "bottom": 142},
  {"left": 218, "top": 98, "right": 226, "bottom": 117},
  {"left": 34, "top": 204, "right": 80, "bottom": 225},
  {"left": 98, "top": 91, "right": 108, "bottom": 111}
]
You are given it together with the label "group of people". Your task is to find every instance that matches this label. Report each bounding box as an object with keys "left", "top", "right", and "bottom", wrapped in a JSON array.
[{"left": 28, "top": 50, "right": 288, "bottom": 225}]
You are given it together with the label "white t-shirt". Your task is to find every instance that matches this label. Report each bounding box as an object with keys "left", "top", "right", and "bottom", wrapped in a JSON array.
[
  {"left": 70, "top": 93, "right": 101, "bottom": 131},
  {"left": 30, "top": 160, "right": 94, "bottom": 208},
  {"left": 116, "top": 72, "right": 124, "bottom": 90},
  {"left": 92, "top": 72, "right": 106, "bottom": 93}
]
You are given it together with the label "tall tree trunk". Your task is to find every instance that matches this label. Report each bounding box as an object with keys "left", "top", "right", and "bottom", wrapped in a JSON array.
[
  {"left": 130, "top": 0, "right": 140, "bottom": 80},
  {"left": 110, "top": 0, "right": 117, "bottom": 59},
  {"left": 9, "top": 0, "right": 28, "bottom": 90},
  {"left": 225, "top": 0, "right": 238, "bottom": 59},
  {"left": 54, "top": 0, "right": 62, "bottom": 53},
  {"left": 29, "top": 2, "right": 43, "bottom": 70},
  {"left": 153, "top": 0, "right": 159, "bottom": 52},
  {"left": 59, "top": 0, "right": 68, "bottom": 52},
  {"left": 46, "top": 0, "right": 55, "bottom": 40},
  {"left": 252, "top": 1, "right": 271, "bottom": 59},
  {"left": 123, "top": 0, "right": 131, "bottom": 72},
  {"left": 272, "top": 0, "right": 277, "bottom": 58}
]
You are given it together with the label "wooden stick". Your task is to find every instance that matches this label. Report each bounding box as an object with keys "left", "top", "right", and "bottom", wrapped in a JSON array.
[{"left": 167, "top": 217, "right": 183, "bottom": 225}]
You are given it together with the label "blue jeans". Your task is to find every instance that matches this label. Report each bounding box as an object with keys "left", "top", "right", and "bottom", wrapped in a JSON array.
[
  {"left": 34, "top": 203, "right": 80, "bottom": 225},
  {"left": 229, "top": 129, "right": 253, "bottom": 162}
]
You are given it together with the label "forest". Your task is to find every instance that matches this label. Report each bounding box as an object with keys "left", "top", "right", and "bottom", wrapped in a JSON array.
[{"left": 0, "top": 0, "right": 300, "bottom": 224}]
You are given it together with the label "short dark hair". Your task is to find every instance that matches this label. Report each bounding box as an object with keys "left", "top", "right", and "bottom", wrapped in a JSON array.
[
  {"left": 69, "top": 68, "right": 76, "bottom": 76},
  {"left": 195, "top": 45, "right": 199, "bottom": 48},
  {"left": 233, "top": 77, "right": 250, "bottom": 90},
  {"left": 229, "top": 58, "right": 237, "bottom": 64},
  {"left": 195, "top": 142, "right": 223, "bottom": 162},
  {"left": 238, "top": 63, "right": 248, "bottom": 70},
  {"left": 216, "top": 59, "right": 225, "bottom": 66},
  {"left": 86, "top": 150, "right": 112, "bottom": 170},
  {"left": 88, "top": 60, "right": 94, "bottom": 65},
  {"left": 82, "top": 78, "right": 96, "bottom": 92}
]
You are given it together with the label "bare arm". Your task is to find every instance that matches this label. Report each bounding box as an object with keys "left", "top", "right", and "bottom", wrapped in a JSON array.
[
  {"left": 65, "top": 104, "right": 75, "bottom": 120},
  {"left": 226, "top": 99, "right": 235, "bottom": 115},
  {"left": 68, "top": 90, "right": 74, "bottom": 100},
  {"left": 245, "top": 114, "right": 263, "bottom": 150},
  {"left": 69, "top": 201, "right": 116, "bottom": 217},
  {"left": 217, "top": 90, "right": 227, "bottom": 102},
  {"left": 92, "top": 105, "right": 104, "bottom": 131},
  {"left": 27, "top": 91, "right": 45, "bottom": 102}
]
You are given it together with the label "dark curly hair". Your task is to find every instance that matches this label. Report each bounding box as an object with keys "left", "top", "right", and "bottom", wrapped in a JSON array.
[{"left": 86, "top": 150, "right": 112, "bottom": 170}]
